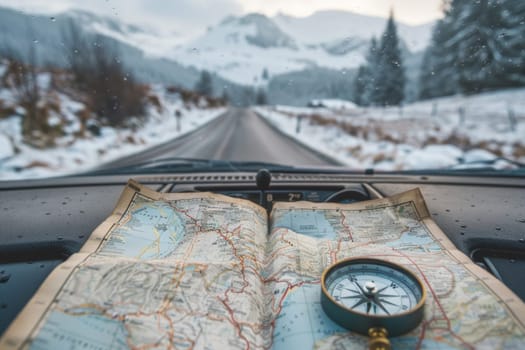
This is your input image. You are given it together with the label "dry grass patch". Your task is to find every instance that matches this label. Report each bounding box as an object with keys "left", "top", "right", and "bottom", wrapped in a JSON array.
[{"left": 25, "top": 160, "right": 52, "bottom": 169}]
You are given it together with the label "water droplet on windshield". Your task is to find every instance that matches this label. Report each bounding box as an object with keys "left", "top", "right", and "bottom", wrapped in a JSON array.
[
  {"left": 0, "top": 272, "right": 11, "bottom": 283},
  {"left": 50, "top": 17, "right": 56, "bottom": 22},
  {"left": 33, "top": 39, "right": 39, "bottom": 44}
]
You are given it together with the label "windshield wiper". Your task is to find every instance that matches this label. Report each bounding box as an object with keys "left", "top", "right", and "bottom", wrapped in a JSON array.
[
  {"left": 450, "top": 157, "right": 525, "bottom": 170},
  {"left": 84, "top": 157, "right": 295, "bottom": 176},
  {"left": 391, "top": 157, "right": 525, "bottom": 177}
]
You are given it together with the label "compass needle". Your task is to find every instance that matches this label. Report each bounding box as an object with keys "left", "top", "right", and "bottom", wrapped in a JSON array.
[
  {"left": 350, "top": 298, "right": 368, "bottom": 309},
  {"left": 344, "top": 288, "right": 360, "bottom": 294},
  {"left": 376, "top": 285, "right": 390, "bottom": 293},
  {"left": 339, "top": 295, "right": 362, "bottom": 299},
  {"left": 374, "top": 299, "right": 391, "bottom": 315},
  {"left": 378, "top": 299, "right": 398, "bottom": 307},
  {"left": 354, "top": 281, "right": 367, "bottom": 295}
]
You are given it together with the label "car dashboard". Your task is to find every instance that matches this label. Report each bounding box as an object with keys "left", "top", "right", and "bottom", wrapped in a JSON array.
[{"left": 1, "top": 171, "right": 524, "bottom": 336}]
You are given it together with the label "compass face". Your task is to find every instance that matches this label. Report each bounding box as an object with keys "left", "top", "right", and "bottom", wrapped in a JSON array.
[
  {"left": 324, "top": 261, "right": 423, "bottom": 317},
  {"left": 321, "top": 258, "right": 426, "bottom": 336}
]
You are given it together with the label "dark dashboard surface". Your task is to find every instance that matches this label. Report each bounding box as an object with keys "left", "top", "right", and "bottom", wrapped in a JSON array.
[{"left": 1, "top": 172, "right": 525, "bottom": 336}]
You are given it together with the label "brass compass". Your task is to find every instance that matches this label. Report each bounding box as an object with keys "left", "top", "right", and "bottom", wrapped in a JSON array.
[{"left": 321, "top": 258, "right": 426, "bottom": 349}]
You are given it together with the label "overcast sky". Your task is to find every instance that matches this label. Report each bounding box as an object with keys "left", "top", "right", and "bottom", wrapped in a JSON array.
[{"left": 0, "top": 0, "right": 443, "bottom": 36}]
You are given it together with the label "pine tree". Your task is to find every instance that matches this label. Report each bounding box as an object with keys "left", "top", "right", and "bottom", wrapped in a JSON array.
[
  {"left": 256, "top": 88, "right": 267, "bottom": 105},
  {"left": 419, "top": 19, "right": 459, "bottom": 99},
  {"left": 457, "top": 0, "right": 525, "bottom": 93},
  {"left": 262, "top": 68, "right": 269, "bottom": 80},
  {"left": 364, "top": 38, "right": 380, "bottom": 105},
  {"left": 374, "top": 12, "right": 405, "bottom": 106},
  {"left": 195, "top": 70, "right": 213, "bottom": 96},
  {"left": 221, "top": 88, "right": 230, "bottom": 104},
  {"left": 497, "top": 0, "right": 525, "bottom": 87},
  {"left": 353, "top": 38, "right": 379, "bottom": 106},
  {"left": 240, "top": 87, "right": 255, "bottom": 106},
  {"left": 353, "top": 66, "right": 367, "bottom": 106},
  {"left": 419, "top": 0, "right": 525, "bottom": 99},
  {"left": 456, "top": 0, "right": 498, "bottom": 93}
]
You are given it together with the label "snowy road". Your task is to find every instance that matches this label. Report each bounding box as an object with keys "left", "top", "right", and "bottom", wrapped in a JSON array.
[{"left": 100, "top": 108, "right": 340, "bottom": 169}]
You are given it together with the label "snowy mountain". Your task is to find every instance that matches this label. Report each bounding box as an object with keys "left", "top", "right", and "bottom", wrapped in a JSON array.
[
  {"left": 167, "top": 13, "right": 360, "bottom": 86},
  {"left": 65, "top": 9, "right": 187, "bottom": 58},
  {"left": 0, "top": 6, "right": 200, "bottom": 87},
  {"left": 167, "top": 11, "right": 434, "bottom": 85},
  {"left": 0, "top": 6, "right": 434, "bottom": 101},
  {"left": 32, "top": 7, "right": 433, "bottom": 86}
]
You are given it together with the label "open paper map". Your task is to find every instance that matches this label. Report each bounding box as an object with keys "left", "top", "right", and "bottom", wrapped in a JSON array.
[{"left": 1, "top": 180, "right": 524, "bottom": 349}]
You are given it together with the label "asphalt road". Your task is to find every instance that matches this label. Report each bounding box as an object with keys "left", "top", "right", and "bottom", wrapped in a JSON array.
[{"left": 101, "top": 108, "right": 339, "bottom": 169}]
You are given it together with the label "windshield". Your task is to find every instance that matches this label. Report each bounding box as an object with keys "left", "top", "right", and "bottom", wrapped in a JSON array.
[{"left": 0, "top": 0, "right": 524, "bottom": 180}]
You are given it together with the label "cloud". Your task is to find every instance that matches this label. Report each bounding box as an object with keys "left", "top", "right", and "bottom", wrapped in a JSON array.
[
  {"left": 138, "top": 0, "right": 242, "bottom": 24},
  {"left": 0, "top": 0, "right": 440, "bottom": 37},
  {"left": 239, "top": 0, "right": 442, "bottom": 25},
  {"left": 124, "top": 0, "right": 244, "bottom": 34},
  {"left": 0, "top": 0, "right": 243, "bottom": 36}
]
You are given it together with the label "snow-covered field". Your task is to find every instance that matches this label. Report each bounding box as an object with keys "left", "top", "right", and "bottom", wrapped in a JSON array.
[
  {"left": 0, "top": 85, "right": 225, "bottom": 181},
  {"left": 256, "top": 89, "right": 525, "bottom": 171}
]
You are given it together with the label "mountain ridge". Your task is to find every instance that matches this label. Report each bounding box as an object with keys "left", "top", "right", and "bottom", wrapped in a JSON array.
[
  {"left": 168, "top": 11, "right": 432, "bottom": 85},
  {"left": 0, "top": 5, "right": 433, "bottom": 104}
]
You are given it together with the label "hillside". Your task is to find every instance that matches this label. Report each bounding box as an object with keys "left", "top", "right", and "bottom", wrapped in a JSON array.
[{"left": 0, "top": 58, "right": 226, "bottom": 180}]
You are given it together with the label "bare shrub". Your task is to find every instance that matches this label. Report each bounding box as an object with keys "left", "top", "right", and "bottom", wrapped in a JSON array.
[
  {"left": 62, "top": 21, "right": 146, "bottom": 127},
  {"left": 512, "top": 143, "right": 525, "bottom": 159},
  {"left": 1, "top": 42, "right": 63, "bottom": 146},
  {"left": 25, "top": 160, "right": 52, "bottom": 169},
  {"left": 372, "top": 153, "right": 393, "bottom": 164},
  {"left": 165, "top": 85, "right": 226, "bottom": 108},
  {"left": 147, "top": 95, "right": 163, "bottom": 114}
]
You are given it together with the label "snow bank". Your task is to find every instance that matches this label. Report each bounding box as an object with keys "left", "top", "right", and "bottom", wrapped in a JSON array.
[
  {"left": 308, "top": 99, "right": 358, "bottom": 110},
  {"left": 255, "top": 88, "right": 525, "bottom": 171},
  {"left": 0, "top": 134, "right": 14, "bottom": 159},
  {"left": 0, "top": 85, "right": 225, "bottom": 180}
]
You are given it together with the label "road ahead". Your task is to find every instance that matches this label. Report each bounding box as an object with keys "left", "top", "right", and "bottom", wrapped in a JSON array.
[{"left": 101, "top": 108, "right": 339, "bottom": 169}]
